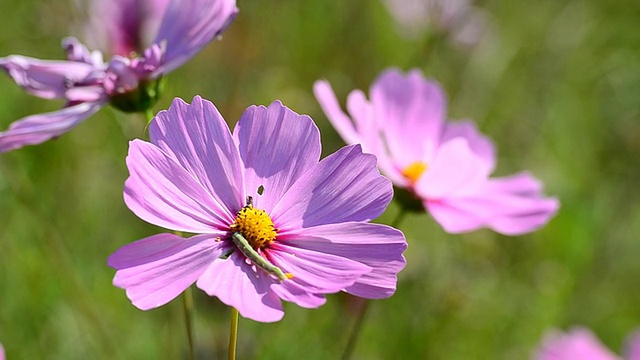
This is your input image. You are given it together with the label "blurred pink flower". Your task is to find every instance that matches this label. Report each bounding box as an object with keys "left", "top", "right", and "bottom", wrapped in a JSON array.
[
  {"left": 536, "top": 327, "right": 640, "bottom": 360},
  {"left": 85, "top": 0, "right": 171, "bottom": 56},
  {"left": 0, "top": 342, "right": 4, "bottom": 360},
  {"left": 0, "top": 0, "right": 238, "bottom": 153},
  {"left": 314, "top": 68, "right": 559, "bottom": 235},
  {"left": 381, "top": 0, "right": 487, "bottom": 45},
  {"left": 108, "top": 96, "right": 407, "bottom": 322}
]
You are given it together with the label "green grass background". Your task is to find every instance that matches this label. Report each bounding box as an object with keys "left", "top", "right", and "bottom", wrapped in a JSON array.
[{"left": 1, "top": 0, "right": 639, "bottom": 358}]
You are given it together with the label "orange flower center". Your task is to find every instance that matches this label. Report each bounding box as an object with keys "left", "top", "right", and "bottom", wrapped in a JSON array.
[
  {"left": 230, "top": 205, "right": 277, "bottom": 249},
  {"left": 401, "top": 161, "right": 427, "bottom": 184}
]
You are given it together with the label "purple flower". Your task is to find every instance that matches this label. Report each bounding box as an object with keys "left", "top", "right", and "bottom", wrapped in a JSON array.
[
  {"left": 85, "top": 0, "right": 171, "bottom": 56},
  {"left": 108, "top": 96, "right": 407, "bottom": 322},
  {"left": 536, "top": 327, "right": 640, "bottom": 360},
  {"left": 0, "top": 0, "right": 238, "bottom": 153},
  {"left": 314, "top": 68, "right": 559, "bottom": 235},
  {"left": 381, "top": 0, "right": 487, "bottom": 45}
]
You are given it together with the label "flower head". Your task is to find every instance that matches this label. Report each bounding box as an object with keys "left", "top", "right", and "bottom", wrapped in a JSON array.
[
  {"left": 381, "top": 0, "right": 486, "bottom": 45},
  {"left": 108, "top": 96, "right": 407, "bottom": 322},
  {"left": 314, "top": 68, "right": 559, "bottom": 235},
  {"left": 536, "top": 327, "right": 640, "bottom": 360},
  {"left": 0, "top": 0, "right": 238, "bottom": 153}
]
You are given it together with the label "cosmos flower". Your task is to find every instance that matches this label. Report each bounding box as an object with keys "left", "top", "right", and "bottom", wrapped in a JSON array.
[
  {"left": 314, "top": 68, "right": 559, "bottom": 235},
  {"left": 536, "top": 327, "right": 640, "bottom": 360},
  {"left": 84, "top": 0, "right": 171, "bottom": 57},
  {"left": 380, "top": 0, "right": 487, "bottom": 45},
  {"left": 0, "top": 342, "right": 4, "bottom": 360},
  {"left": 0, "top": 0, "right": 238, "bottom": 153},
  {"left": 108, "top": 96, "right": 407, "bottom": 322}
]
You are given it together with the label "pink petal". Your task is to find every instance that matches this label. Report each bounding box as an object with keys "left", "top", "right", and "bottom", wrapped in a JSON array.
[
  {"left": 269, "top": 280, "right": 327, "bottom": 309},
  {"left": 282, "top": 222, "right": 407, "bottom": 299},
  {"left": 625, "top": 330, "right": 640, "bottom": 360},
  {"left": 370, "top": 68, "right": 447, "bottom": 163},
  {"left": 536, "top": 327, "right": 618, "bottom": 360},
  {"left": 314, "top": 80, "right": 405, "bottom": 186},
  {"left": 0, "top": 343, "right": 4, "bottom": 360},
  {"left": 272, "top": 145, "right": 393, "bottom": 229},
  {"left": 0, "top": 55, "right": 98, "bottom": 99},
  {"left": 415, "top": 138, "right": 492, "bottom": 199},
  {"left": 124, "top": 139, "right": 233, "bottom": 233},
  {"left": 426, "top": 172, "right": 559, "bottom": 235},
  {"left": 440, "top": 120, "right": 496, "bottom": 172},
  {"left": 313, "top": 80, "right": 362, "bottom": 145},
  {"left": 268, "top": 244, "right": 371, "bottom": 293},
  {"left": 0, "top": 101, "right": 105, "bottom": 153},
  {"left": 109, "top": 233, "right": 227, "bottom": 310},
  {"left": 196, "top": 252, "right": 284, "bottom": 323},
  {"left": 152, "top": 0, "right": 238, "bottom": 75},
  {"left": 233, "top": 100, "right": 321, "bottom": 213},
  {"left": 149, "top": 96, "right": 245, "bottom": 214}
]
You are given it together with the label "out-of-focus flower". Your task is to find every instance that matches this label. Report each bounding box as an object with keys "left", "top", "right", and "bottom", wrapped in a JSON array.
[
  {"left": 381, "top": 0, "right": 486, "bottom": 45},
  {"left": 85, "top": 0, "right": 171, "bottom": 56},
  {"left": 108, "top": 96, "right": 407, "bottom": 323},
  {"left": 536, "top": 327, "right": 640, "bottom": 360},
  {"left": 0, "top": 342, "right": 4, "bottom": 360},
  {"left": 0, "top": 0, "right": 238, "bottom": 153},
  {"left": 314, "top": 68, "right": 559, "bottom": 235}
]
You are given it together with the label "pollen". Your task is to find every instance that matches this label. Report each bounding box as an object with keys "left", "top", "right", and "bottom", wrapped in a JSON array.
[
  {"left": 402, "top": 161, "right": 427, "bottom": 184},
  {"left": 230, "top": 205, "right": 277, "bottom": 249}
]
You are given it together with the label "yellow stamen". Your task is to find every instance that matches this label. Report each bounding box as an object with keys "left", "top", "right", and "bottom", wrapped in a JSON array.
[
  {"left": 402, "top": 161, "right": 427, "bottom": 184},
  {"left": 230, "top": 205, "right": 277, "bottom": 249}
]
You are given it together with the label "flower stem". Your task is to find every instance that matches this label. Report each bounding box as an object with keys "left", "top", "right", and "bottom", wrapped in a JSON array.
[
  {"left": 182, "top": 287, "right": 196, "bottom": 360},
  {"left": 229, "top": 307, "right": 239, "bottom": 360},
  {"left": 340, "top": 208, "right": 408, "bottom": 360},
  {"left": 144, "top": 108, "right": 154, "bottom": 124}
]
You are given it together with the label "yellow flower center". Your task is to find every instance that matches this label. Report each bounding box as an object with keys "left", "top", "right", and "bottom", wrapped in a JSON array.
[
  {"left": 230, "top": 205, "right": 277, "bottom": 249},
  {"left": 402, "top": 161, "right": 427, "bottom": 184}
]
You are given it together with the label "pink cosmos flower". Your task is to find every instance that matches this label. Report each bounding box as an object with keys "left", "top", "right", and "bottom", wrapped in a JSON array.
[
  {"left": 108, "top": 96, "right": 407, "bottom": 322},
  {"left": 0, "top": 0, "right": 238, "bottom": 153},
  {"left": 381, "top": 0, "right": 486, "bottom": 45},
  {"left": 0, "top": 343, "right": 4, "bottom": 360},
  {"left": 314, "top": 68, "right": 559, "bottom": 235},
  {"left": 85, "top": 0, "right": 171, "bottom": 57},
  {"left": 536, "top": 327, "right": 640, "bottom": 360}
]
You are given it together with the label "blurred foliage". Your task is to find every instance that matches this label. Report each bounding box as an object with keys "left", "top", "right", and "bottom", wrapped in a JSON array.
[{"left": 1, "top": 0, "right": 640, "bottom": 359}]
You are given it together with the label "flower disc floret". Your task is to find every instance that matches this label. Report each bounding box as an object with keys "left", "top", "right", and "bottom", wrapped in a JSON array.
[
  {"left": 230, "top": 205, "right": 277, "bottom": 249},
  {"left": 402, "top": 161, "right": 427, "bottom": 184}
]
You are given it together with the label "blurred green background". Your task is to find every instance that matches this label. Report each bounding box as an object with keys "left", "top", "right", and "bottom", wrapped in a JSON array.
[{"left": 1, "top": 0, "right": 640, "bottom": 359}]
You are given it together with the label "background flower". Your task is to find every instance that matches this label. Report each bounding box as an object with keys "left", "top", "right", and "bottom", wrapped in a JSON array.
[
  {"left": 0, "top": 0, "right": 238, "bottom": 152},
  {"left": 108, "top": 96, "right": 407, "bottom": 322},
  {"left": 314, "top": 68, "right": 559, "bottom": 235},
  {"left": 536, "top": 327, "right": 640, "bottom": 360}
]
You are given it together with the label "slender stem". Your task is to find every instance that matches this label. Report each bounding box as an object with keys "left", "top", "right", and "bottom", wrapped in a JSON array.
[
  {"left": 228, "top": 307, "right": 239, "bottom": 360},
  {"left": 182, "top": 287, "right": 196, "bottom": 360},
  {"left": 144, "top": 108, "right": 154, "bottom": 124},
  {"left": 340, "top": 208, "right": 408, "bottom": 360}
]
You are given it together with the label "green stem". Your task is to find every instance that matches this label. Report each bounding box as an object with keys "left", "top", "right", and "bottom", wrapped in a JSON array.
[
  {"left": 340, "top": 208, "right": 408, "bottom": 360},
  {"left": 229, "top": 307, "right": 239, "bottom": 360},
  {"left": 183, "top": 287, "right": 196, "bottom": 360},
  {"left": 144, "top": 108, "right": 154, "bottom": 124}
]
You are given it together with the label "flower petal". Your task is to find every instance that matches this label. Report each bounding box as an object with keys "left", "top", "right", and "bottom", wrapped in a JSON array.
[
  {"left": 0, "top": 101, "right": 104, "bottom": 153},
  {"left": 149, "top": 96, "right": 245, "bottom": 215},
  {"left": 535, "top": 327, "right": 618, "bottom": 360},
  {"left": 314, "top": 80, "right": 406, "bottom": 186},
  {"left": 152, "top": 0, "right": 238, "bottom": 75},
  {"left": 269, "top": 280, "right": 327, "bottom": 309},
  {"left": 440, "top": 120, "right": 496, "bottom": 172},
  {"left": 124, "top": 138, "right": 233, "bottom": 232},
  {"left": 625, "top": 330, "right": 640, "bottom": 360},
  {"left": 415, "top": 137, "right": 491, "bottom": 199},
  {"left": 272, "top": 144, "right": 393, "bottom": 229},
  {"left": 426, "top": 173, "right": 559, "bottom": 235},
  {"left": 313, "top": 80, "right": 362, "bottom": 145},
  {"left": 370, "top": 68, "right": 447, "bottom": 163},
  {"left": 0, "top": 55, "right": 98, "bottom": 99},
  {"left": 109, "top": 233, "right": 227, "bottom": 310},
  {"left": 281, "top": 222, "right": 407, "bottom": 299},
  {"left": 233, "top": 100, "right": 321, "bottom": 213},
  {"left": 268, "top": 244, "right": 371, "bottom": 294},
  {"left": 196, "top": 252, "right": 284, "bottom": 323}
]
